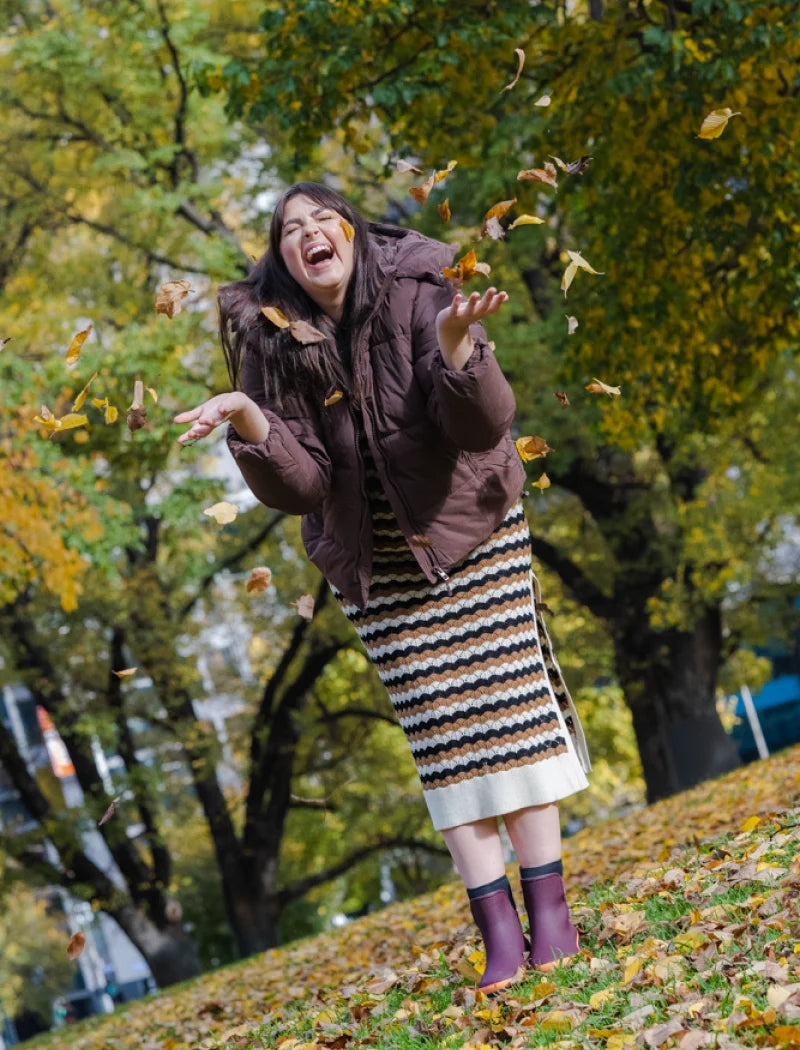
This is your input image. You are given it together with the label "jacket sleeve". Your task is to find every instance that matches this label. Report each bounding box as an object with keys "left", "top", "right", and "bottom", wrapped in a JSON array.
[
  {"left": 226, "top": 352, "right": 332, "bottom": 515},
  {"left": 411, "top": 277, "right": 517, "bottom": 452}
]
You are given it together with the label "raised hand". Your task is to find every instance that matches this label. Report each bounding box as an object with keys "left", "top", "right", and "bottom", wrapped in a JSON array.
[
  {"left": 436, "top": 287, "right": 509, "bottom": 368},
  {"left": 174, "top": 391, "right": 268, "bottom": 445}
]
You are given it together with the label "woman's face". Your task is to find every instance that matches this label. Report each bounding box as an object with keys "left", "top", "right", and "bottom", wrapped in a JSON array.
[{"left": 278, "top": 194, "right": 355, "bottom": 316}]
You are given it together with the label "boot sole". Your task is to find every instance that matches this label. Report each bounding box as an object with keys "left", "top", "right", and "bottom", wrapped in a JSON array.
[
  {"left": 479, "top": 964, "right": 526, "bottom": 995},
  {"left": 532, "top": 932, "right": 580, "bottom": 972}
]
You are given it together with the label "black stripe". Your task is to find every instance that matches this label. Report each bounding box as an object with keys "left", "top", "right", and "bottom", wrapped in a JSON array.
[
  {"left": 418, "top": 735, "right": 568, "bottom": 786},
  {"left": 370, "top": 606, "right": 535, "bottom": 664},
  {"left": 402, "top": 689, "right": 552, "bottom": 732},
  {"left": 379, "top": 635, "right": 541, "bottom": 688},
  {"left": 391, "top": 670, "right": 550, "bottom": 713},
  {"left": 362, "top": 590, "right": 534, "bottom": 649},
  {"left": 412, "top": 714, "right": 560, "bottom": 760}
]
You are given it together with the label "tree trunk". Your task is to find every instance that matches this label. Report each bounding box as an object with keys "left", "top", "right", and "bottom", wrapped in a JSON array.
[
  {"left": 612, "top": 605, "right": 740, "bottom": 802},
  {"left": 227, "top": 890, "right": 282, "bottom": 956},
  {"left": 113, "top": 904, "right": 202, "bottom": 987}
]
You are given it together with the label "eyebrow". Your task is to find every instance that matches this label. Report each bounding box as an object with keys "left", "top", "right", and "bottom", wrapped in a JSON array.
[{"left": 282, "top": 207, "right": 331, "bottom": 230}]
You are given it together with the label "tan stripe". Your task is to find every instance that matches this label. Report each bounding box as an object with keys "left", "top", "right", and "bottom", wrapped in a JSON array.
[
  {"left": 422, "top": 742, "right": 568, "bottom": 791},
  {"left": 375, "top": 616, "right": 535, "bottom": 675},
  {"left": 407, "top": 698, "right": 554, "bottom": 743},
  {"left": 414, "top": 721, "right": 562, "bottom": 766},
  {"left": 383, "top": 651, "right": 545, "bottom": 697},
  {"left": 394, "top": 667, "right": 550, "bottom": 722},
  {"left": 368, "top": 594, "right": 532, "bottom": 653}
]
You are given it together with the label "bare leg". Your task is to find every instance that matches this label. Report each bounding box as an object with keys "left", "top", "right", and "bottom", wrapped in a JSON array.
[
  {"left": 503, "top": 803, "right": 562, "bottom": 867},
  {"left": 440, "top": 815, "right": 506, "bottom": 888}
]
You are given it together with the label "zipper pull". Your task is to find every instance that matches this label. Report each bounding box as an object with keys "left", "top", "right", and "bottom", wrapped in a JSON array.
[{"left": 433, "top": 566, "right": 451, "bottom": 589}]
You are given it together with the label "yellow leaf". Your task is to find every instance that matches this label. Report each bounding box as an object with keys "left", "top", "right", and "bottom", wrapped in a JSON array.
[
  {"left": 155, "top": 280, "right": 192, "bottom": 318},
  {"left": 438, "top": 199, "right": 451, "bottom": 222},
  {"left": 586, "top": 378, "right": 621, "bottom": 396},
  {"left": 516, "top": 435, "right": 552, "bottom": 461},
  {"left": 622, "top": 957, "right": 643, "bottom": 984},
  {"left": 740, "top": 816, "right": 761, "bottom": 833},
  {"left": 434, "top": 159, "right": 457, "bottom": 182},
  {"left": 65, "top": 325, "right": 92, "bottom": 367},
  {"left": 246, "top": 567, "right": 272, "bottom": 593},
  {"left": 203, "top": 501, "right": 239, "bottom": 525},
  {"left": 324, "top": 389, "right": 344, "bottom": 406},
  {"left": 532, "top": 473, "right": 551, "bottom": 491},
  {"left": 57, "top": 413, "right": 90, "bottom": 432},
  {"left": 112, "top": 667, "right": 137, "bottom": 678},
  {"left": 72, "top": 372, "right": 98, "bottom": 412},
  {"left": 561, "top": 261, "right": 578, "bottom": 296},
  {"left": 567, "top": 249, "right": 604, "bottom": 275},
  {"left": 261, "top": 305, "right": 291, "bottom": 328},
  {"left": 146, "top": 386, "right": 158, "bottom": 404},
  {"left": 441, "top": 248, "right": 491, "bottom": 284},
  {"left": 508, "top": 214, "right": 544, "bottom": 229},
  {"left": 482, "top": 198, "right": 517, "bottom": 236},
  {"left": 502, "top": 47, "right": 525, "bottom": 92},
  {"left": 589, "top": 988, "right": 616, "bottom": 1010},
  {"left": 339, "top": 219, "right": 355, "bottom": 242},
  {"left": 105, "top": 404, "right": 118, "bottom": 424},
  {"left": 698, "top": 107, "right": 741, "bottom": 139}
]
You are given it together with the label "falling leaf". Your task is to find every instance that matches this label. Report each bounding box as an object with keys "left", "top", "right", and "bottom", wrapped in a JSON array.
[
  {"left": 289, "top": 320, "right": 326, "bottom": 345},
  {"left": 550, "top": 155, "right": 593, "bottom": 175},
  {"left": 339, "top": 219, "right": 355, "bottom": 242},
  {"left": 534, "top": 93, "right": 551, "bottom": 107},
  {"left": 441, "top": 248, "right": 491, "bottom": 284},
  {"left": 146, "top": 386, "right": 158, "bottom": 404},
  {"left": 566, "top": 316, "right": 579, "bottom": 334},
  {"left": 295, "top": 594, "right": 315, "bottom": 620},
  {"left": 698, "top": 107, "right": 741, "bottom": 140},
  {"left": 532, "top": 473, "right": 551, "bottom": 491},
  {"left": 409, "top": 172, "right": 435, "bottom": 205},
  {"left": 567, "top": 249, "right": 603, "bottom": 275},
  {"left": 33, "top": 409, "right": 89, "bottom": 433},
  {"left": 438, "top": 199, "right": 451, "bottom": 222},
  {"left": 508, "top": 214, "right": 545, "bottom": 229},
  {"left": 105, "top": 403, "right": 118, "bottom": 424},
  {"left": 562, "top": 250, "right": 603, "bottom": 295},
  {"left": 483, "top": 216, "right": 505, "bottom": 241},
  {"left": 518, "top": 163, "right": 558, "bottom": 188},
  {"left": 246, "top": 566, "right": 272, "bottom": 593},
  {"left": 396, "top": 158, "right": 423, "bottom": 174},
  {"left": 261, "top": 305, "right": 291, "bottom": 328},
  {"left": 72, "top": 372, "right": 98, "bottom": 412},
  {"left": 67, "top": 932, "right": 86, "bottom": 960},
  {"left": 98, "top": 797, "right": 121, "bottom": 827},
  {"left": 409, "top": 534, "right": 432, "bottom": 547},
  {"left": 555, "top": 390, "right": 570, "bottom": 407},
  {"left": 203, "top": 501, "right": 239, "bottom": 525},
  {"left": 112, "top": 667, "right": 138, "bottom": 678},
  {"left": 324, "top": 390, "right": 344, "bottom": 406},
  {"left": 481, "top": 198, "right": 517, "bottom": 237},
  {"left": 586, "top": 377, "right": 621, "bottom": 396},
  {"left": 434, "top": 159, "right": 457, "bottom": 183},
  {"left": 127, "top": 380, "right": 146, "bottom": 433},
  {"left": 516, "top": 436, "right": 552, "bottom": 461},
  {"left": 561, "top": 262, "right": 579, "bottom": 296},
  {"left": 0, "top": 337, "right": 12, "bottom": 349},
  {"left": 502, "top": 47, "right": 525, "bottom": 92},
  {"left": 155, "top": 280, "right": 192, "bottom": 318},
  {"left": 65, "top": 325, "right": 93, "bottom": 367}
]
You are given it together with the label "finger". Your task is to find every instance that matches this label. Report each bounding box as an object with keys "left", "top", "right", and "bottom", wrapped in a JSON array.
[{"left": 173, "top": 407, "right": 202, "bottom": 424}]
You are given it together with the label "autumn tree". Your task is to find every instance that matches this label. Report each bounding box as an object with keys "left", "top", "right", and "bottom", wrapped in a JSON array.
[
  {"left": 210, "top": 0, "right": 800, "bottom": 800},
  {"left": 0, "top": 0, "right": 445, "bottom": 984}
]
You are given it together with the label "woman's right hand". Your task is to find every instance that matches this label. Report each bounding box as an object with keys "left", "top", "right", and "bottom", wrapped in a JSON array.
[{"left": 174, "top": 391, "right": 269, "bottom": 445}]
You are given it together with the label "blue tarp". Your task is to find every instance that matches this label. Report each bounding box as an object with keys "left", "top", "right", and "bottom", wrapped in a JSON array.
[{"left": 734, "top": 674, "right": 800, "bottom": 714}]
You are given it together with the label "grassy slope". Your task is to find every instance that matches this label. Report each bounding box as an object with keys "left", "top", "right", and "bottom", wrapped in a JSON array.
[{"left": 26, "top": 744, "right": 800, "bottom": 1050}]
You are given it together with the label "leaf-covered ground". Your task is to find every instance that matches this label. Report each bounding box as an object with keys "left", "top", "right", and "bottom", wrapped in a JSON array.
[{"left": 29, "top": 745, "right": 800, "bottom": 1050}]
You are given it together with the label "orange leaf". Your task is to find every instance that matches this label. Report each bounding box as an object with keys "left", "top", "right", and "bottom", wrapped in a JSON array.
[
  {"left": 441, "top": 248, "right": 491, "bottom": 285},
  {"left": 409, "top": 172, "right": 435, "bottom": 205},
  {"left": 67, "top": 932, "right": 86, "bottom": 959},
  {"left": 112, "top": 667, "right": 138, "bottom": 678},
  {"left": 155, "top": 281, "right": 192, "bottom": 319},
  {"left": 518, "top": 163, "right": 558, "bottom": 188},
  {"left": 246, "top": 567, "right": 272, "bottom": 593},
  {"left": 482, "top": 198, "right": 516, "bottom": 236},
  {"left": 438, "top": 199, "right": 451, "bottom": 222},
  {"left": 261, "top": 305, "right": 291, "bottom": 328},
  {"left": 586, "top": 377, "right": 621, "bottom": 396},
  {"left": 434, "top": 159, "right": 457, "bottom": 183},
  {"left": 65, "top": 325, "right": 93, "bottom": 367},
  {"left": 516, "top": 435, "right": 552, "bottom": 461}
]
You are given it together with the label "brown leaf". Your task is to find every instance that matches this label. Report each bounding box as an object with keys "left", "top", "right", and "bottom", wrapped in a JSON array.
[
  {"left": 324, "top": 389, "right": 344, "bottom": 406},
  {"left": 112, "top": 667, "right": 137, "bottom": 678},
  {"left": 409, "top": 172, "right": 435, "bottom": 205},
  {"left": 586, "top": 377, "right": 621, "bottom": 396},
  {"left": 396, "top": 158, "right": 423, "bottom": 175},
  {"left": 98, "top": 797, "right": 121, "bottom": 827},
  {"left": 289, "top": 320, "right": 326, "bottom": 345},
  {"left": 127, "top": 379, "right": 146, "bottom": 432},
  {"left": 0, "top": 336, "right": 13, "bottom": 349},
  {"left": 72, "top": 371, "right": 99, "bottom": 412},
  {"left": 518, "top": 162, "right": 558, "bottom": 188},
  {"left": 554, "top": 390, "right": 570, "bottom": 407},
  {"left": 295, "top": 594, "right": 315, "bottom": 620},
  {"left": 550, "top": 154, "right": 593, "bottom": 175},
  {"left": 441, "top": 248, "right": 491, "bottom": 285},
  {"left": 516, "top": 435, "right": 552, "bottom": 461},
  {"left": 643, "top": 1019, "right": 687, "bottom": 1048},
  {"left": 67, "top": 932, "right": 86, "bottom": 959},
  {"left": 155, "top": 280, "right": 192, "bottom": 319},
  {"left": 502, "top": 47, "right": 525, "bottom": 92},
  {"left": 481, "top": 198, "right": 516, "bottom": 237},
  {"left": 261, "top": 305, "right": 291, "bottom": 328},
  {"left": 65, "top": 325, "right": 93, "bottom": 367},
  {"left": 246, "top": 567, "right": 272, "bottom": 594},
  {"left": 438, "top": 199, "right": 451, "bottom": 222}
]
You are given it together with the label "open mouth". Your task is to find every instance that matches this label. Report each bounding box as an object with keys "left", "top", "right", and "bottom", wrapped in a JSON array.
[{"left": 305, "top": 242, "right": 335, "bottom": 266}]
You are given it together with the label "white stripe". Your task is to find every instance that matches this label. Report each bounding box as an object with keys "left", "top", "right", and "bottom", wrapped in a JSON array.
[
  {"left": 387, "top": 654, "right": 544, "bottom": 708},
  {"left": 408, "top": 710, "right": 558, "bottom": 753},
  {"left": 416, "top": 729, "right": 566, "bottom": 776},
  {"left": 366, "top": 602, "right": 532, "bottom": 662},
  {"left": 375, "top": 628, "right": 540, "bottom": 685},
  {"left": 397, "top": 680, "right": 549, "bottom": 730}
]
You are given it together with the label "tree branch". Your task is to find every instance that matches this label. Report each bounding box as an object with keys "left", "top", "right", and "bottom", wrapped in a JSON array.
[{"left": 528, "top": 535, "right": 613, "bottom": 620}]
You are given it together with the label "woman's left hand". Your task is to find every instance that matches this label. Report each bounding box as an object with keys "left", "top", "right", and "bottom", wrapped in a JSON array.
[{"left": 436, "top": 287, "right": 509, "bottom": 368}]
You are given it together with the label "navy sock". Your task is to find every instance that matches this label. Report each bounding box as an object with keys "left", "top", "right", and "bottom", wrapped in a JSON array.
[
  {"left": 520, "top": 859, "right": 563, "bottom": 880},
  {"left": 466, "top": 874, "right": 511, "bottom": 900}
]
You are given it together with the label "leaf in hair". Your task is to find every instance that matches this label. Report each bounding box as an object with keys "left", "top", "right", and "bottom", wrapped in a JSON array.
[{"left": 289, "top": 320, "right": 326, "bottom": 345}]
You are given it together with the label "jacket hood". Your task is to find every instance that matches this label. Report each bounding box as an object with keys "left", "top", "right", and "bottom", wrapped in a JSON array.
[{"left": 367, "top": 222, "right": 458, "bottom": 284}]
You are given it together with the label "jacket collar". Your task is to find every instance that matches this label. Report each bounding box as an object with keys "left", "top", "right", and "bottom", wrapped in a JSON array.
[{"left": 367, "top": 223, "right": 458, "bottom": 284}]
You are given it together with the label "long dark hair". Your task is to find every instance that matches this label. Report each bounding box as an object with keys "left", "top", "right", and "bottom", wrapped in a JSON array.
[{"left": 218, "top": 182, "right": 380, "bottom": 410}]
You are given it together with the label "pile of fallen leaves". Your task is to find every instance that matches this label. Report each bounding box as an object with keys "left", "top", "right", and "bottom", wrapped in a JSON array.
[{"left": 30, "top": 744, "right": 800, "bottom": 1050}]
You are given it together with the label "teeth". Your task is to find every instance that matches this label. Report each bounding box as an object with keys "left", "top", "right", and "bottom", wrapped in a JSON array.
[{"left": 306, "top": 243, "right": 331, "bottom": 262}]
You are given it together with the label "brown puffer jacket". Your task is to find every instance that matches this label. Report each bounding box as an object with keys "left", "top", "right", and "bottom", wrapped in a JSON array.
[{"left": 227, "top": 223, "right": 526, "bottom": 609}]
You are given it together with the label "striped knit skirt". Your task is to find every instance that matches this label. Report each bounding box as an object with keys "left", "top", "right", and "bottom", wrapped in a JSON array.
[{"left": 332, "top": 458, "right": 591, "bottom": 832}]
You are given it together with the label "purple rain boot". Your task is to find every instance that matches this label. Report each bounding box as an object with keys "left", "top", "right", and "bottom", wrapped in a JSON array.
[
  {"left": 521, "top": 872, "right": 580, "bottom": 971},
  {"left": 468, "top": 888, "right": 527, "bottom": 993}
]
